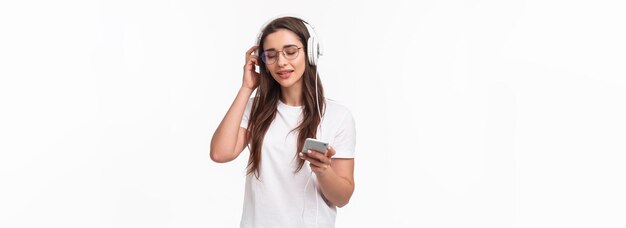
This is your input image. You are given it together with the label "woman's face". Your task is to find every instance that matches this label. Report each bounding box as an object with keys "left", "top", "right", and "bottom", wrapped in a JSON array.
[{"left": 262, "top": 29, "right": 307, "bottom": 89}]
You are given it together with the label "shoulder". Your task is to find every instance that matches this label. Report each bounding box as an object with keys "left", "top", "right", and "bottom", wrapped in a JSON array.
[
  {"left": 325, "top": 98, "right": 351, "bottom": 113},
  {"left": 324, "top": 98, "right": 354, "bottom": 121}
]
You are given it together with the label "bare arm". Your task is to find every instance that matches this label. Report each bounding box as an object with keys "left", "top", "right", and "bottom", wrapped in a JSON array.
[
  {"left": 210, "top": 46, "right": 260, "bottom": 163},
  {"left": 209, "top": 87, "right": 253, "bottom": 163}
]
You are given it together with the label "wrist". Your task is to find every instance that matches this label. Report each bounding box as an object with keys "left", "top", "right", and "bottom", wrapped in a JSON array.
[
  {"left": 239, "top": 86, "right": 254, "bottom": 94},
  {"left": 316, "top": 166, "right": 334, "bottom": 178}
]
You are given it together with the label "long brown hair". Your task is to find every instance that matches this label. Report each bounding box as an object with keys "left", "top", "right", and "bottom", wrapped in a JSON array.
[{"left": 246, "top": 17, "right": 325, "bottom": 178}]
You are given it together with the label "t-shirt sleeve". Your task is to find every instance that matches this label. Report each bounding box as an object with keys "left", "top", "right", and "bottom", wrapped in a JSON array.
[
  {"left": 331, "top": 110, "right": 356, "bottom": 158},
  {"left": 240, "top": 98, "right": 253, "bottom": 129}
]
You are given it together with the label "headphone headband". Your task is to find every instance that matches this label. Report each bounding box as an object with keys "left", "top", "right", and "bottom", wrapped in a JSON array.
[{"left": 256, "top": 16, "right": 322, "bottom": 66}]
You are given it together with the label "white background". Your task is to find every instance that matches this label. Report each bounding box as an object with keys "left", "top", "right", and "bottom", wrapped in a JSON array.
[{"left": 1, "top": 0, "right": 625, "bottom": 227}]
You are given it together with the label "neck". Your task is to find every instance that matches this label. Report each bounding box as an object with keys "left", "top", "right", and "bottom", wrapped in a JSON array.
[{"left": 280, "top": 81, "right": 303, "bottom": 106}]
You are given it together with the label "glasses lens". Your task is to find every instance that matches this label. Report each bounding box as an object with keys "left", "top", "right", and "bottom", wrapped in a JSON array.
[
  {"left": 284, "top": 46, "right": 299, "bottom": 59},
  {"left": 261, "top": 51, "right": 277, "bottom": 64},
  {"left": 261, "top": 46, "right": 300, "bottom": 64}
]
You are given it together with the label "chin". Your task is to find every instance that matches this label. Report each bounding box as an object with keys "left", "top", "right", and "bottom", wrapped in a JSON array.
[
  {"left": 272, "top": 74, "right": 303, "bottom": 88},
  {"left": 276, "top": 79, "right": 297, "bottom": 88}
]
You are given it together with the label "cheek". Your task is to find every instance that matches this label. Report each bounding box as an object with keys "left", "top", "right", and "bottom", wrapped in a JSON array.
[
  {"left": 296, "top": 58, "right": 307, "bottom": 72},
  {"left": 295, "top": 64, "right": 306, "bottom": 77}
]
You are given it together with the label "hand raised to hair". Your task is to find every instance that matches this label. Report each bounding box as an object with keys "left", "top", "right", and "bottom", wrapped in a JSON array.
[{"left": 242, "top": 45, "right": 261, "bottom": 90}]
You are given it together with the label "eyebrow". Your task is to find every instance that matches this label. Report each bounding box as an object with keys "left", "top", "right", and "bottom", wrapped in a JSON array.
[{"left": 264, "top": 44, "right": 298, "bottom": 52}]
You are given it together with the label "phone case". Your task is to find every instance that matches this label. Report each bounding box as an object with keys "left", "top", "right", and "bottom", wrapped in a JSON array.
[{"left": 301, "top": 138, "right": 328, "bottom": 153}]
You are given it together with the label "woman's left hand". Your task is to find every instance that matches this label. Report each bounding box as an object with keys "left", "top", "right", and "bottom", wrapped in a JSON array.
[{"left": 299, "top": 146, "right": 336, "bottom": 177}]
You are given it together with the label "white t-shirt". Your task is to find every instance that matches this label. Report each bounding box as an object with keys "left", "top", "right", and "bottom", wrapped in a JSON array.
[{"left": 239, "top": 98, "right": 356, "bottom": 228}]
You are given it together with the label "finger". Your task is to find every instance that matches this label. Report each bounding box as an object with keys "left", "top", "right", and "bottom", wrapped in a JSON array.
[
  {"left": 326, "top": 146, "right": 336, "bottom": 158},
  {"left": 308, "top": 159, "right": 326, "bottom": 169},
  {"left": 299, "top": 152, "right": 315, "bottom": 164},
  {"left": 245, "top": 59, "right": 255, "bottom": 70},
  {"left": 309, "top": 160, "right": 330, "bottom": 174},
  {"left": 245, "top": 45, "right": 259, "bottom": 56},
  {"left": 248, "top": 54, "right": 259, "bottom": 63},
  {"left": 310, "top": 150, "right": 332, "bottom": 165},
  {"left": 245, "top": 46, "right": 259, "bottom": 62},
  {"left": 305, "top": 150, "right": 327, "bottom": 162},
  {"left": 299, "top": 152, "right": 326, "bottom": 167},
  {"left": 251, "top": 56, "right": 259, "bottom": 66}
]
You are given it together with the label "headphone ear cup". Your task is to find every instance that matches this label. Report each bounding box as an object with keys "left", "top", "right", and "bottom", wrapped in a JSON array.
[{"left": 307, "top": 36, "right": 318, "bottom": 66}]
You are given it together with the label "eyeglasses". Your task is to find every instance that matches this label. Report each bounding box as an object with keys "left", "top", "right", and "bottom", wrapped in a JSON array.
[{"left": 260, "top": 45, "right": 303, "bottom": 65}]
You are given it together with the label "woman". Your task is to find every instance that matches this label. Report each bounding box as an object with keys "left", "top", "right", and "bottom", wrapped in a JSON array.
[{"left": 210, "top": 16, "right": 356, "bottom": 228}]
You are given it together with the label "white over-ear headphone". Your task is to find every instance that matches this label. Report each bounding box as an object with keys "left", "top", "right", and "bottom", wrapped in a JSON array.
[{"left": 255, "top": 16, "right": 323, "bottom": 66}]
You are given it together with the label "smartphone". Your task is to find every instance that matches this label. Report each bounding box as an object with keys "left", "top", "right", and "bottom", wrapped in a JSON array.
[{"left": 301, "top": 138, "right": 329, "bottom": 154}]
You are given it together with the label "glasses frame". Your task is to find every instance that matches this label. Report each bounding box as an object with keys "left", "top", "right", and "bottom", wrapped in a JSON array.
[{"left": 260, "top": 45, "right": 303, "bottom": 65}]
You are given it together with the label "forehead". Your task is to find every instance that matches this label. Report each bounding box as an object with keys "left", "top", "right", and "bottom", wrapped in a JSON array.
[{"left": 263, "top": 29, "right": 303, "bottom": 50}]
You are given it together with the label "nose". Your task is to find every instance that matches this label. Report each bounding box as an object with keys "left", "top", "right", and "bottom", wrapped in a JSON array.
[{"left": 276, "top": 51, "right": 289, "bottom": 66}]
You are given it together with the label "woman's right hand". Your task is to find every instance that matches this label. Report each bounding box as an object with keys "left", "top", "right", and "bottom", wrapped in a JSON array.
[{"left": 242, "top": 45, "right": 261, "bottom": 90}]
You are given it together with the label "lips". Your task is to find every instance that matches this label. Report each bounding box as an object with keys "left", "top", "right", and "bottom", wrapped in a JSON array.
[{"left": 276, "top": 69, "right": 294, "bottom": 79}]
